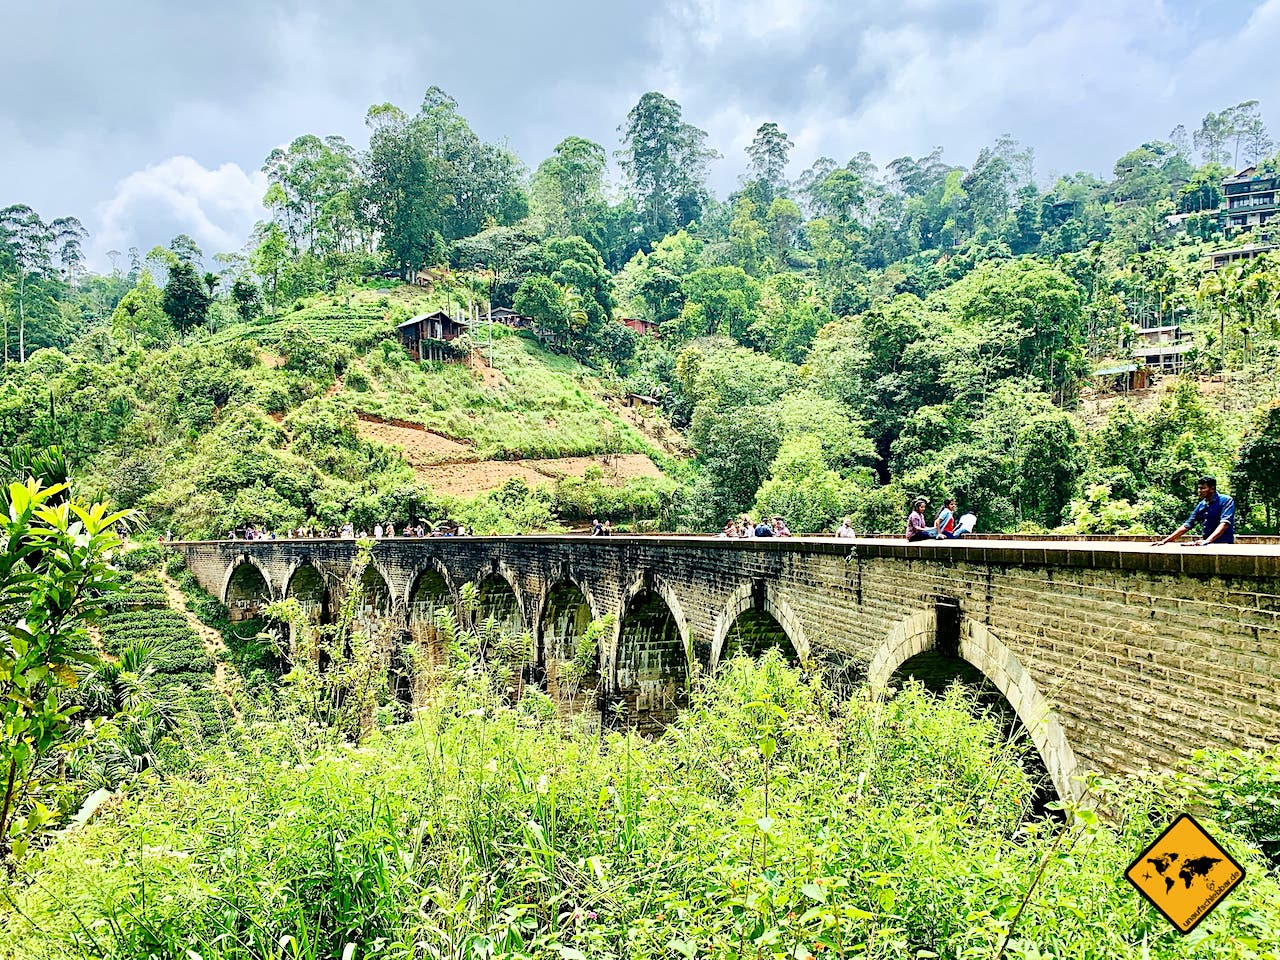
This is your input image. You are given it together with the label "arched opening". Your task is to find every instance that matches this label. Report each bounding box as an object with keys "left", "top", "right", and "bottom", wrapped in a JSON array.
[
  {"left": 888, "top": 651, "right": 1058, "bottom": 814},
  {"left": 476, "top": 572, "right": 521, "bottom": 636},
  {"left": 358, "top": 565, "right": 391, "bottom": 614},
  {"left": 409, "top": 568, "right": 453, "bottom": 675},
  {"left": 410, "top": 569, "right": 452, "bottom": 621},
  {"left": 225, "top": 562, "right": 271, "bottom": 621},
  {"left": 614, "top": 590, "right": 688, "bottom": 734},
  {"left": 721, "top": 610, "right": 799, "bottom": 665},
  {"left": 869, "top": 611, "right": 1082, "bottom": 810},
  {"left": 710, "top": 581, "right": 809, "bottom": 673},
  {"left": 285, "top": 563, "right": 330, "bottom": 624},
  {"left": 540, "top": 580, "right": 599, "bottom": 711}
]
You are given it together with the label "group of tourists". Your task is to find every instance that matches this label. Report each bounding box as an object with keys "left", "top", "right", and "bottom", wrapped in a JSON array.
[
  {"left": 228, "top": 522, "right": 470, "bottom": 540},
  {"left": 905, "top": 497, "right": 977, "bottom": 542},
  {"left": 718, "top": 515, "right": 793, "bottom": 538},
  {"left": 214, "top": 478, "right": 1237, "bottom": 547}
]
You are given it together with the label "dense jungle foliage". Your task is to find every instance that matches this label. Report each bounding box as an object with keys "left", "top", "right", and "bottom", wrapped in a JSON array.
[{"left": 3, "top": 92, "right": 1280, "bottom": 537}]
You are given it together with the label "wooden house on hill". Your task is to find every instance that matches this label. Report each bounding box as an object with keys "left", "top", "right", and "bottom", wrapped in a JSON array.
[
  {"left": 396, "top": 311, "right": 469, "bottom": 362},
  {"left": 488, "top": 306, "right": 533, "bottom": 329},
  {"left": 620, "top": 316, "right": 659, "bottom": 337}
]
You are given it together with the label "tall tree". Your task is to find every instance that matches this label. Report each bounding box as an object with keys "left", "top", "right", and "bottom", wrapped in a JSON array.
[
  {"left": 162, "top": 260, "right": 211, "bottom": 335},
  {"left": 0, "top": 206, "right": 84, "bottom": 362},
  {"left": 744, "top": 122, "right": 794, "bottom": 206},
  {"left": 1194, "top": 109, "right": 1234, "bottom": 166},
  {"left": 530, "top": 136, "right": 608, "bottom": 238},
  {"left": 361, "top": 89, "right": 527, "bottom": 274},
  {"left": 252, "top": 222, "right": 288, "bottom": 314},
  {"left": 617, "top": 92, "right": 718, "bottom": 242}
]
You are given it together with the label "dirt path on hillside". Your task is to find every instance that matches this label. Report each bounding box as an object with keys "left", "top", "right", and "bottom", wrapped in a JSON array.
[
  {"left": 471, "top": 349, "right": 510, "bottom": 389},
  {"left": 608, "top": 398, "right": 693, "bottom": 458},
  {"left": 159, "top": 571, "right": 242, "bottom": 718}
]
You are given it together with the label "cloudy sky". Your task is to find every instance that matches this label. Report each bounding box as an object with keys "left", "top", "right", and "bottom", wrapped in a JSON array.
[{"left": 3, "top": 0, "right": 1278, "bottom": 269}]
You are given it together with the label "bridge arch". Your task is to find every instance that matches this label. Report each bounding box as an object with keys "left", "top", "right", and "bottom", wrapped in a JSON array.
[
  {"left": 357, "top": 563, "right": 393, "bottom": 614},
  {"left": 282, "top": 560, "right": 332, "bottom": 623},
  {"left": 710, "top": 579, "right": 809, "bottom": 671},
  {"left": 610, "top": 574, "right": 695, "bottom": 731},
  {"left": 611, "top": 573, "right": 693, "bottom": 676},
  {"left": 406, "top": 559, "right": 458, "bottom": 620},
  {"left": 537, "top": 576, "right": 603, "bottom": 708},
  {"left": 220, "top": 555, "right": 275, "bottom": 607},
  {"left": 868, "top": 611, "right": 1084, "bottom": 804},
  {"left": 473, "top": 563, "right": 526, "bottom": 635}
]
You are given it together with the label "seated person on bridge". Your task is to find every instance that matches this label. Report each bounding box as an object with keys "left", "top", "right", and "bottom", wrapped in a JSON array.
[
  {"left": 1154, "top": 476, "right": 1236, "bottom": 546},
  {"left": 934, "top": 498, "right": 958, "bottom": 538},
  {"left": 906, "top": 497, "right": 937, "bottom": 542}
]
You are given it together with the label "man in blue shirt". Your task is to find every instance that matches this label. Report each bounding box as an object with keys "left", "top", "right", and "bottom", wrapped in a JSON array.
[{"left": 1154, "top": 476, "right": 1236, "bottom": 546}]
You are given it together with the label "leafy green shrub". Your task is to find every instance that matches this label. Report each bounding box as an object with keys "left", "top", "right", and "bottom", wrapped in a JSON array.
[
  {"left": 1183, "top": 747, "right": 1280, "bottom": 867},
  {"left": 344, "top": 367, "right": 370, "bottom": 392},
  {"left": 5, "top": 660, "right": 1280, "bottom": 958}
]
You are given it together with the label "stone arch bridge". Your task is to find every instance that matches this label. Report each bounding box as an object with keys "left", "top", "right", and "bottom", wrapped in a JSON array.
[{"left": 174, "top": 536, "right": 1280, "bottom": 803}]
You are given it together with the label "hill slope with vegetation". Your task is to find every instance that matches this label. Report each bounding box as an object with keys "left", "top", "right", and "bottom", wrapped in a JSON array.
[{"left": 4, "top": 91, "right": 1280, "bottom": 536}]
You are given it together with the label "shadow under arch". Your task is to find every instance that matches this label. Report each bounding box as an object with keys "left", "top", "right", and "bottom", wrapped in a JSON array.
[
  {"left": 537, "top": 577, "right": 603, "bottom": 710},
  {"left": 868, "top": 612, "right": 1084, "bottom": 805},
  {"left": 283, "top": 560, "right": 332, "bottom": 624},
  {"left": 610, "top": 574, "right": 694, "bottom": 733},
  {"left": 609, "top": 573, "right": 693, "bottom": 678},
  {"left": 710, "top": 580, "right": 810, "bottom": 672},
  {"left": 220, "top": 554, "right": 275, "bottom": 606},
  {"left": 406, "top": 559, "right": 458, "bottom": 620},
  {"left": 473, "top": 564, "right": 525, "bottom": 635},
  {"left": 357, "top": 563, "right": 393, "bottom": 614}
]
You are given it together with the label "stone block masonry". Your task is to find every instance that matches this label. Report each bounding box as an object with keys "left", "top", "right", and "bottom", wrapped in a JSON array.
[{"left": 174, "top": 536, "right": 1280, "bottom": 805}]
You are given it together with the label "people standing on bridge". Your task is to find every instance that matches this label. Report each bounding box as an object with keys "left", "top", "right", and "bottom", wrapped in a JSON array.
[
  {"left": 754, "top": 517, "right": 775, "bottom": 537},
  {"left": 591, "top": 518, "right": 604, "bottom": 536},
  {"left": 718, "top": 519, "right": 738, "bottom": 538},
  {"left": 906, "top": 497, "right": 937, "bottom": 542},
  {"left": 836, "top": 517, "right": 856, "bottom": 538},
  {"left": 601, "top": 520, "right": 612, "bottom": 536},
  {"left": 1154, "top": 476, "right": 1236, "bottom": 546},
  {"left": 771, "top": 516, "right": 791, "bottom": 537}
]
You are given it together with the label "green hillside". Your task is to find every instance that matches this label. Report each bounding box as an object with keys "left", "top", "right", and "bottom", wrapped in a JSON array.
[{"left": 0, "top": 281, "right": 680, "bottom": 538}]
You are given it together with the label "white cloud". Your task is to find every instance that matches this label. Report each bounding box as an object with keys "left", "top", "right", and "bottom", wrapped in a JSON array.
[{"left": 91, "top": 157, "right": 267, "bottom": 270}]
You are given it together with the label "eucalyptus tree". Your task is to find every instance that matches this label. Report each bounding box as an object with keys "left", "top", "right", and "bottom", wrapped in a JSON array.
[
  {"left": 361, "top": 88, "right": 527, "bottom": 274},
  {"left": 617, "top": 92, "right": 718, "bottom": 243},
  {"left": 744, "top": 122, "right": 793, "bottom": 206},
  {"left": 531, "top": 136, "right": 609, "bottom": 237},
  {"left": 0, "top": 205, "right": 86, "bottom": 362},
  {"left": 262, "top": 134, "right": 364, "bottom": 255}
]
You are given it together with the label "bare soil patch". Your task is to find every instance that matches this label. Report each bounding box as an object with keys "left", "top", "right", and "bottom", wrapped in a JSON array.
[
  {"left": 355, "top": 413, "right": 475, "bottom": 466},
  {"left": 471, "top": 350, "right": 511, "bottom": 389},
  {"left": 413, "top": 453, "right": 665, "bottom": 498},
  {"left": 609, "top": 398, "right": 694, "bottom": 458}
]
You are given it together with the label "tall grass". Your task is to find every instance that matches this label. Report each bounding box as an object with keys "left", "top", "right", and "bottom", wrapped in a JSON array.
[{"left": 3, "top": 658, "right": 1279, "bottom": 959}]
